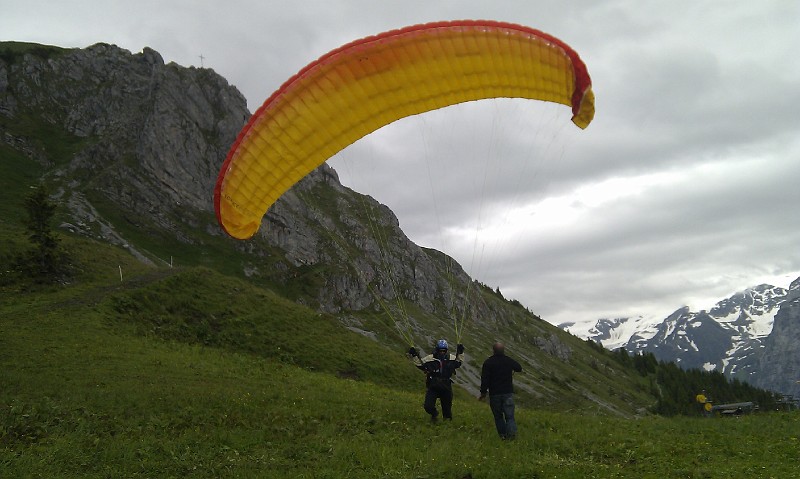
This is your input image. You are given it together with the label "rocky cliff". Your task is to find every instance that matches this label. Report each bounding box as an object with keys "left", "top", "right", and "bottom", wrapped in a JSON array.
[
  {"left": 752, "top": 282, "right": 800, "bottom": 399},
  {"left": 1, "top": 41, "right": 468, "bottom": 316},
  {"left": 2, "top": 42, "right": 247, "bottom": 257}
]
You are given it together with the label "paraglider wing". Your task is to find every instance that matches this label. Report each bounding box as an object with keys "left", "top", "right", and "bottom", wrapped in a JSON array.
[{"left": 214, "top": 20, "right": 595, "bottom": 239}]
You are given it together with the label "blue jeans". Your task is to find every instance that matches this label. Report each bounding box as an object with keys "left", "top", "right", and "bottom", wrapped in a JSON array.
[{"left": 489, "top": 393, "right": 516, "bottom": 438}]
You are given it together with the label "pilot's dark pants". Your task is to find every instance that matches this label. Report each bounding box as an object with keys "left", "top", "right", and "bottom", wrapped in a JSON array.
[{"left": 424, "top": 386, "right": 453, "bottom": 419}]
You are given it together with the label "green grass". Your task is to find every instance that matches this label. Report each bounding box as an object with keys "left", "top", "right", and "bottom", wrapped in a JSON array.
[
  {"left": 2, "top": 259, "right": 798, "bottom": 478},
  {"left": 0, "top": 41, "right": 67, "bottom": 64},
  {"left": 105, "top": 267, "right": 420, "bottom": 390},
  {"left": 0, "top": 144, "right": 44, "bottom": 252}
]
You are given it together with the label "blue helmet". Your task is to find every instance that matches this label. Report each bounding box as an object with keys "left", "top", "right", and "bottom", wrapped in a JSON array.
[{"left": 436, "top": 339, "right": 448, "bottom": 351}]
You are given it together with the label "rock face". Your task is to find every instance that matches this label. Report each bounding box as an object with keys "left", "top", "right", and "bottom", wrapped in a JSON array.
[
  {"left": 0, "top": 41, "right": 511, "bottom": 339},
  {"left": 262, "top": 163, "right": 475, "bottom": 316},
  {"left": 751, "top": 282, "right": 800, "bottom": 399},
  {"left": 1, "top": 42, "right": 248, "bottom": 248}
]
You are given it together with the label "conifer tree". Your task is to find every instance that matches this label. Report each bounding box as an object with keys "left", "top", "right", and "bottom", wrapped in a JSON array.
[{"left": 21, "top": 185, "right": 64, "bottom": 280}]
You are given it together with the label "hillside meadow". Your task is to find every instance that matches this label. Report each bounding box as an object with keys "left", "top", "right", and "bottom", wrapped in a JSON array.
[{"left": 2, "top": 254, "right": 798, "bottom": 478}]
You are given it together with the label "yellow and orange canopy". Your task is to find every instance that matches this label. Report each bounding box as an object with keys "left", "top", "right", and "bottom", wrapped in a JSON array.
[{"left": 214, "top": 20, "right": 595, "bottom": 239}]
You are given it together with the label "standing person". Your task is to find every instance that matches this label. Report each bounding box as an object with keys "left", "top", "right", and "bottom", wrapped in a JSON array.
[
  {"left": 479, "top": 342, "right": 522, "bottom": 439},
  {"left": 408, "top": 339, "right": 464, "bottom": 422}
]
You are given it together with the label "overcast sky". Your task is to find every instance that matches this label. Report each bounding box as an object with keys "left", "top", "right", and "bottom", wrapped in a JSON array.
[{"left": 4, "top": 0, "right": 799, "bottom": 327}]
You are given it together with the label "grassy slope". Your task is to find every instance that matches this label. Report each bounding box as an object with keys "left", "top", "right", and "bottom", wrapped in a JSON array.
[
  {"left": 0, "top": 143, "right": 43, "bottom": 261},
  {"left": 1, "top": 248, "right": 798, "bottom": 478}
]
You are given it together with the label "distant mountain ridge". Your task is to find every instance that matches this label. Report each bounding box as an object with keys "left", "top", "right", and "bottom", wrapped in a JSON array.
[{"left": 562, "top": 278, "right": 800, "bottom": 397}]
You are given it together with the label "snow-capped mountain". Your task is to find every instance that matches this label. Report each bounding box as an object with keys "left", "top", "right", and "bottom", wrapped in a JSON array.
[
  {"left": 562, "top": 278, "right": 800, "bottom": 396},
  {"left": 560, "top": 315, "right": 660, "bottom": 351}
]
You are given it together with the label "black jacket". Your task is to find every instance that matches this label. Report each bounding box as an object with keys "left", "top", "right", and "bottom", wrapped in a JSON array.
[
  {"left": 480, "top": 353, "right": 522, "bottom": 396},
  {"left": 412, "top": 352, "right": 463, "bottom": 391}
]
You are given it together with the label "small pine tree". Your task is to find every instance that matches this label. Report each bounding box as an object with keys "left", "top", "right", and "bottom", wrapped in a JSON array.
[{"left": 19, "top": 185, "right": 66, "bottom": 281}]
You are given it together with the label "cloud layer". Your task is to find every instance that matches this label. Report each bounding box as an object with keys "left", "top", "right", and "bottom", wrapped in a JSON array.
[{"left": 4, "top": 0, "right": 799, "bottom": 325}]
